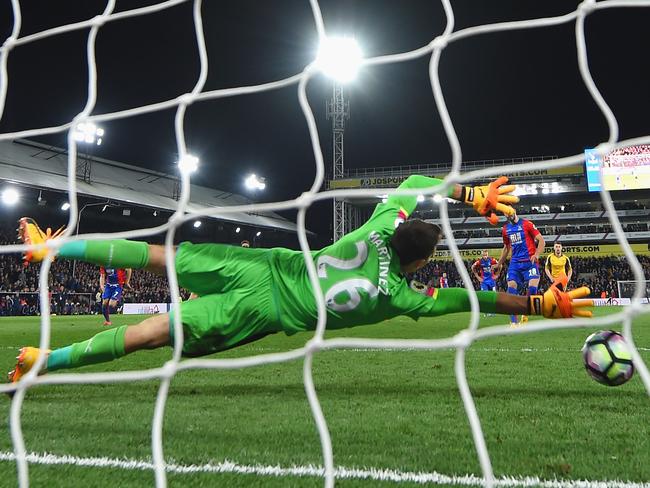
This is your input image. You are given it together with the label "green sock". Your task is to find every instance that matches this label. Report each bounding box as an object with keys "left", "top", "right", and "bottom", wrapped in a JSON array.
[
  {"left": 59, "top": 239, "right": 150, "bottom": 269},
  {"left": 47, "top": 325, "right": 127, "bottom": 372}
]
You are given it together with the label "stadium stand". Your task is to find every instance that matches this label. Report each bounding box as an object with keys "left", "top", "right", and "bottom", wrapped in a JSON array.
[
  {"left": 0, "top": 227, "right": 189, "bottom": 315},
  {"left": 2, "top": 220, "right": 647, "bottom": 315}
]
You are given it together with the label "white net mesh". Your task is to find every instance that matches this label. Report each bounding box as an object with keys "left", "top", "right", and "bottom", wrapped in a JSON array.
[{"left": 1, "top": 1, "right": 650, "bottom": 487}]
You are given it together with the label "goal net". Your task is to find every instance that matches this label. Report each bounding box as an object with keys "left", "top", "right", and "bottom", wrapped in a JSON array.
[
  {"left": 1, "top": 1, "right": 650, "bottom": 487},
  {"left": 617, "top": 280, "right": 650, "bottom": 304}
]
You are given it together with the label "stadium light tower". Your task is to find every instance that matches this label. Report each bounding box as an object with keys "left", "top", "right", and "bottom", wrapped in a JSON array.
[
  {"left": 327, "top": 82, "right": 351, "bottom": 242},
  {"left": 316, "top": 37, "right": 363, "bottom": 83},
  {"left": 177, "top": 154, "right": 199, "bottom": 175},
  {"left": 1, "top": 187, "right": 19, "bottom": 205},
  {"left": 73, "top": 122, "right": 104, "bottom": 146},
  {"left": 73, "top": 122, "right": 104, "bottom": 183},
  {"left": 173, "top": 154, "right": 199, "bottom": 200},
  {"left": 320, "top": 37, "right": 362, "bottom": 242},
  {"left": 245, "top": 174, "right": 266, "bottom": 191}
]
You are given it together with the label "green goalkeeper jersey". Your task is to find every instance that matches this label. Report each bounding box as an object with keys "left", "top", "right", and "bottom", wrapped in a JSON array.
[{"left": 268, "top": 175, "right": 471, "bottom": 334}]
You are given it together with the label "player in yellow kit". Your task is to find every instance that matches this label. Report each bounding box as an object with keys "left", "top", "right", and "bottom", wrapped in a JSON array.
[{"left": 545, "top": 242, "right": 572, "bottom": 284}]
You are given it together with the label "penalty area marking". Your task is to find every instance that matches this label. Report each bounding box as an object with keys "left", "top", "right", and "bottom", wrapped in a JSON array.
[{"left": 0, "top": 451, "right": 649, "bottom": 488}]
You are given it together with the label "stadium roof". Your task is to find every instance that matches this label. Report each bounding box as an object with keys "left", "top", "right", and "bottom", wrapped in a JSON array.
[{"left": 0, "top": 139, "right": 301, "bottom": 233}]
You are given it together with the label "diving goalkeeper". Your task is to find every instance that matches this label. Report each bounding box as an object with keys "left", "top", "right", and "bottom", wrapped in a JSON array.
[{"left": 8, "top": 175, "right": 592, "bottom": 381}]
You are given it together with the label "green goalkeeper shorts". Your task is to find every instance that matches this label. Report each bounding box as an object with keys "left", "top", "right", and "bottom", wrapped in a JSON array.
[{"left": 170, "top": 242, "right": 282, "bottom": 357}]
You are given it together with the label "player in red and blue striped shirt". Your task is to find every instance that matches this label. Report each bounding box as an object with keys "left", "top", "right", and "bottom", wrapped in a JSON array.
[
  {"left": 99, "top": 267, "right": 131, "bottom": 326},
  {"left": 472, "top": 250, "right": 498, "bottom": 292},
  {"left": 439, "top": 272, "right": 449, "bottom": 288},
  {"left": 472, "top": 250, "right": 498, "bottom": 317},
  {"left": 496, "top": 211, "right": 545, "bottom": 327}
]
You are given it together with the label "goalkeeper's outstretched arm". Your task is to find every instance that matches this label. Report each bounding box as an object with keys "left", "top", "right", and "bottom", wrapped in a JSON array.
[
  {"left": 387, "top": 174, "right": 519, "bottom": 220},
  {"left": 495, "top": 286, "right": 592, "bottom": 318},
  {"left": 418, "top": 281, "right": 592, "bottom": 319}
]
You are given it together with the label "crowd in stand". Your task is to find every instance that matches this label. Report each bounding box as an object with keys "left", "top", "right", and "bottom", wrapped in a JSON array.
[
  {"left": 531, "top": 201, "right": 647, "bottom": 213},
  {"left": 0, "top": 230, "right": 188, "bottom": 316},
  {"left": 421, "top": 200, "right": 647, "bottom": 219},
  {"left": 568, "top": 256, "right": 650, "bottom": 298},
  {"left": 450, "top": 221, "right": 648, "bottom": 239},
  {"left": 604, "top": 144, "right": 650, "bottom": 167},
  {"left": 526, "top": 222, "right": 648, "bottom": 235},
  {"left": 0, "top": 226, "right": 648, "bottom": 317},
  {"left": 624, "top": 223, "right": 649, "bottom": 232}
]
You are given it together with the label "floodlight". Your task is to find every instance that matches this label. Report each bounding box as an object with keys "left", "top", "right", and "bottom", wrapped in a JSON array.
[
  {"left": 433, "top": 194, "right": 443, "bottom": 203},
  {"left": 256, "top": 231, "right": 261, "bottom": 237},
  {"left": 245, "top": 174, "right": 266, "bottom": 191},
  {"left": 381, "top": 197, "right": 388, "bottom": 204},
  {"left": 417, "top": 194, "right": 425, "bottom": 202},
  {"left": 177, "top": 154, "right": 199, "bottom": 175},
  {"left": 61, "top": 202, "right": 70, "bottom": 211},
  {"left": 193, "top": 220, "right": 202, "bottom": 228},
  {"left": 1, "top": 187, "right": 19, "bottom": 205},
  {"left": 235, "top": 227, "right": 241, "bottom": 233},
  {"left": 316, "top": 36, "right": 363, "bottom": 83},
  {"left": 73, "top": 122, "right": 104, "bottom": 146}
]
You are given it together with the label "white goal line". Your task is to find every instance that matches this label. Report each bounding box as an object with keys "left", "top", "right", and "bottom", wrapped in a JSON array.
[
  {"left": 0, "top": 451, "right": 648, "bottom": 488},
  {"left": 2, "top": 345, "right": 648, "bottom": 353},
  {"left": 2, "top": 0, "right": 650, "bottom": 486}
]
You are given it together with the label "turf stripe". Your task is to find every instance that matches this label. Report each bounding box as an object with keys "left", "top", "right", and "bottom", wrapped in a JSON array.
[
  {"left": 0, "top": 451, "right": 648, "bottom": 487},
  {"left": 1, "top": 346, "right": 649, "bottom": 352},
  {"left": 213, "top": 346, "right": 650, "bottom": 353}
]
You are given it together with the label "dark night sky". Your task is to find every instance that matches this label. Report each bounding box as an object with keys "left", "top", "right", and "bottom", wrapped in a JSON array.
[{"left": 0, "top": 1, "right": 649, "bottom": 240}]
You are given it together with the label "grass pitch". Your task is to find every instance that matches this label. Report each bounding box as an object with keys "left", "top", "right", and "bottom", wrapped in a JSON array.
[{"left": 0, "top": 308, "right": 649, "bottom": 487}]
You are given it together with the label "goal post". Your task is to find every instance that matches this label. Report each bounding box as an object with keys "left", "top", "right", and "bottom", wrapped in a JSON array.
[{"left": 617, "top": 280, "right": 650, "bottom": 304}]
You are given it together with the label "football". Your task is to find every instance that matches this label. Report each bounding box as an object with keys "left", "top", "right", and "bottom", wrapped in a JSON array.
[{"left": 582, "top": 330, "right": 635, "bottom": 386}]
